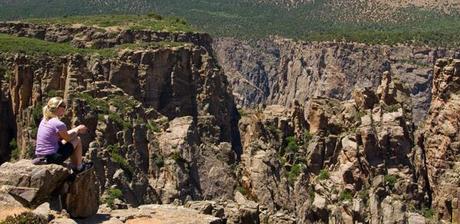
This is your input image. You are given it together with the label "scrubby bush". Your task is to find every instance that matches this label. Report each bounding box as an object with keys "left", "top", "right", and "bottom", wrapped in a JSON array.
[
  {"left": 103, "top": 187, "right": 123, "bottom": 209},
  {"left": 287, "top": 163, "right": 304, "bottom": 184},
  {"left": 339, "top": 190, "right": 353, "bottom": 202},
  {"left": 1, "top": 211, "right": 47, "bottom": 224},
  {"left": 285, "top": 136, "right": 299, "bottom": 154},
  {"left": 318, "top": 169, "right": 330, "bottom": 180},
  {"left": 384, "top": 175, "right": 397, "bottom": 189}
]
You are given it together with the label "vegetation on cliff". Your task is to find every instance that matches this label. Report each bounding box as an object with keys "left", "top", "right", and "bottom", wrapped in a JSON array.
[{"left": 1, "top": 0, "right": 460, "bottom": 46}]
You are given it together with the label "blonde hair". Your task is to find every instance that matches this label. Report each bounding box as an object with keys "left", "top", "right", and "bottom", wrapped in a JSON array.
[{"left": 43, "top": 97, "right": 65, "bottom": 120}]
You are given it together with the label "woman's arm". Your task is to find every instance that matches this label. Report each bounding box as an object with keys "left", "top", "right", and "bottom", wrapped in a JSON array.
[{"left": 58, "top": 125, "right": 87, "bottom": 142}]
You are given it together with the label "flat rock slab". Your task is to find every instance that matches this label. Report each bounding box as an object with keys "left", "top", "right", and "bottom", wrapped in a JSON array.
[{"left": 79, "top": 204, "right": 224, "bottom": 224}]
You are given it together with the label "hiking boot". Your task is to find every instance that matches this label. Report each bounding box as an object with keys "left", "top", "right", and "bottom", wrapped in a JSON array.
[
  {"left": 72, "top": 161, "right": 94, "bottom": 175},
  {"left": 32, "top": 157, "right": 47, "bottom": 165}
]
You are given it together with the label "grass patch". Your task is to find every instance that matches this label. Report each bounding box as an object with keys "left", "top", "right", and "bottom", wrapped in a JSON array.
[
  {"left": 0, "top": 34, "right": 186, "bottom": 57},
  {"left": 107, "top": 112, "right": 132, "bottom": 129},
  {"left": 353, "top": 109, "right": 366, "bottom": 121},
  {"left": 0, "top": 34, "right": 115, "bottom": 57}
]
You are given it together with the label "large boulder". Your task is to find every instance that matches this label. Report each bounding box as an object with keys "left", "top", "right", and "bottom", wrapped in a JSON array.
[{"left": 0, "top": 160, "right": 70, "bottom": 207}]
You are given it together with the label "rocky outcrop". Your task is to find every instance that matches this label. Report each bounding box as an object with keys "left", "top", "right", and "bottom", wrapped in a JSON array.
[
  {"left": 0, "top": 159, "right": 99, "bottom": 219},
  {"left": 415, "top": 58, "right": 460, "bottom": 222},
  {"left": 0, "top": 160, "right": 70, "bottom": 207},
  {"left": 214, "top": 37, "right": 460, "bottom": 124}
]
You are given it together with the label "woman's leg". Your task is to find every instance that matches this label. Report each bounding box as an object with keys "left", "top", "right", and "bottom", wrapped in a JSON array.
[{"left": 69, "top": 136, "right": 82, "bottom": 168}]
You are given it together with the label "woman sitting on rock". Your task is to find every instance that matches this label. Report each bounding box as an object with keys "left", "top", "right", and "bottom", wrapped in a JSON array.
[{"left": 34, "top": 97, "right": 91, "bottom": 173}]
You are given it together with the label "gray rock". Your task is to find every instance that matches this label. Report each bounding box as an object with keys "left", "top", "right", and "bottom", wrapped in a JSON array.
[
  {"left": 0, "top": 160, "right": 70, "bottom": 207},
  {"left": 64, "top": 168, "right": 99, "bottom": 218}
]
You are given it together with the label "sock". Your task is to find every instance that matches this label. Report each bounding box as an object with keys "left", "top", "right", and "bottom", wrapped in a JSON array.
[{"left": 71, "top": 164, "right": 83, "bottom": 171}]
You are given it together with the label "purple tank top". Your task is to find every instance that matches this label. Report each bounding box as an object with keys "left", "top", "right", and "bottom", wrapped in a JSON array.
[{"left": 35, "top": 118, "right": 67, "bottom": 156}]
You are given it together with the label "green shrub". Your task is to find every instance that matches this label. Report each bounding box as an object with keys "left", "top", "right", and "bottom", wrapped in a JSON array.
[
  {"left": 109, "top": 95, "right": 138, "bottom": 114},
  {"left": 30, "top": 103, "right": 43, "bottom": 137},
  {"left": 153, "top": 154, "right": 164, "bottom": 168},
  {"left": 266, "top": 124, "right": 281, "bottom": 136},
  {"left": 103, "top": 187, "right": 123, "bottom": 209},
  {"left": 9, "top": 138, "right": 19, "bottom": 161},
  {"left": 76, "top": 93, "right": 109, "bottom": 113},
  {"left": 353, "top": 108, "right": 367, "bottom": 123},
  {"left": 236, "top": 185, "right": 248, "bottom": 196},
  {"left": 1, "top": 211, "right": 47, "bottom": 224},
  {"left": 318, "top": 169, "right": 330, "bottom": 180},
  {"left": 108, "top": 112, "right": 132, "bottom": 130},
  {"left": 421, "top": 206, "right": 434, "bottom": 219},
  {"left": 171, "top": 151, "right": 186, "bottom": 163},
  {"left": 287, "top": 163, "right": 303, "bottom": 185},
  {"left": 285, "top": 136, "right": 299, "bottom": 154},
  {"left": 382, "top": 104, "right": 400, "bottom": 113},
  {"left": 384, "top": 175, "right": 398, "bottom": 189},
  {"left": 238, "top": 108, "right": 247, "bottom": 117},
  {"left": 339, "top": 190, "right": 353, "bottom": 202},
  {"left": 147, "top": 120, "right": 161, "bottom": 133},
  {"left": 308, "top": 186, "right": 315, "bottom": 202},
  {"left": 303, "top": 131, "right": 313, "bottom": 146},
  {"left": 108, "top": 144, "right": 134, "bottom": 178}
]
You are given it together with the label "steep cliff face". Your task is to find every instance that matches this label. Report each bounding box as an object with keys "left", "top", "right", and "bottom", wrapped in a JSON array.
[
  {"left": 414, "top": 58, "right": 460, "bottom": 222},
  {"left": 0, "top": 65, "right": 15, "bottom": 164},
  {"left": 214, "top": 37, "right": 460, "bottom": 124}
]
